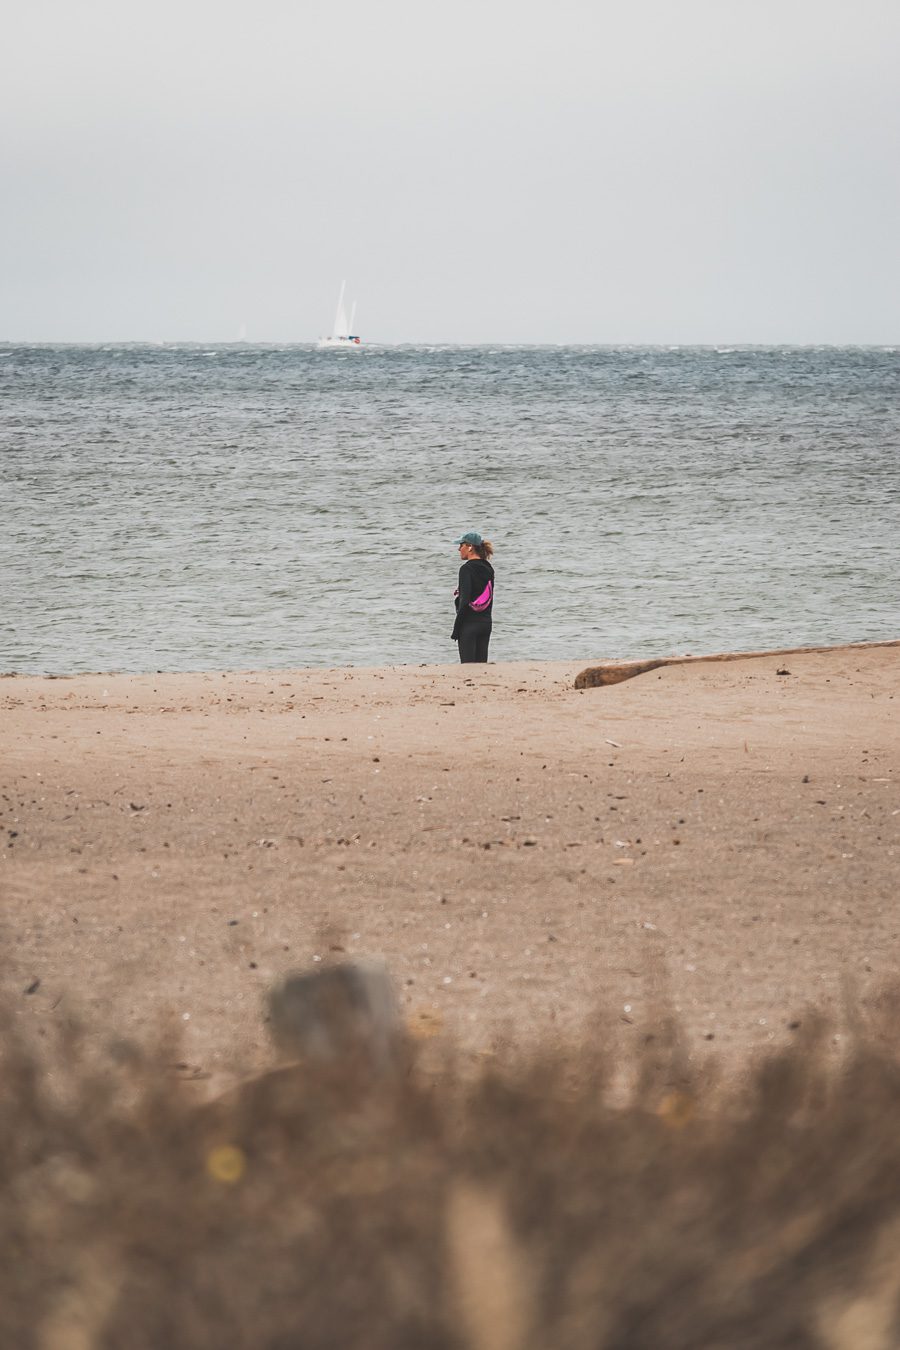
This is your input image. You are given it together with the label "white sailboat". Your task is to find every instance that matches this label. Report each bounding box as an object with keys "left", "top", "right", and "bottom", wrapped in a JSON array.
[{"left": 318, "top": 281, "right": 362, "bottom": 348}]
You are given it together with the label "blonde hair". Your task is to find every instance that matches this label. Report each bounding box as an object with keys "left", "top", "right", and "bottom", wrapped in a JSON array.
[{"left": 474, "top": 539, "right": 494, "bottom": 561}]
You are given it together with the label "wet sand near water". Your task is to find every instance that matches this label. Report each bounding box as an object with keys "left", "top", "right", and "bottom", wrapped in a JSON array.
[{"left": 2, "top": 647, "right": 899, "bottom": 1091}]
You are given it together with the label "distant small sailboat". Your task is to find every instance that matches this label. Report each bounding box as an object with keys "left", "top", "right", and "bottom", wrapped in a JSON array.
[{"left": 318, "top": 281, "right": 362, "bottom": 348}]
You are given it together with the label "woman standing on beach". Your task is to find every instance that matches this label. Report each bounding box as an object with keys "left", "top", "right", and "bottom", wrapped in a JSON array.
[{"left": 451, "top": 531, "right": 495, "bottom": 664}]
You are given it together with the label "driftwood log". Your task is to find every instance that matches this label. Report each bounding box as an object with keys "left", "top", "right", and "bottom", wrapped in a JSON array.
[{"left": 574, "top": 637, "right": 900, "bottom": 689}]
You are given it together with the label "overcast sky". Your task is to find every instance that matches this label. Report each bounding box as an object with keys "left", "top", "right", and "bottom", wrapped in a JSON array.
[{"left": 3, "top": 0, "right": 899, "bottom": 343}]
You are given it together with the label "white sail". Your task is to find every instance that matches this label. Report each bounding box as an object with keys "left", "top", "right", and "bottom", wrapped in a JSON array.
[{"left": 333, "top": 280, "right": 349, "bottom": 338}]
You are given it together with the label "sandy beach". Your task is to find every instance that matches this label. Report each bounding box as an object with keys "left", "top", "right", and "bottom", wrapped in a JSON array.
[{"left": 2, "top": 645, "right": 898, "bottom": 1088}]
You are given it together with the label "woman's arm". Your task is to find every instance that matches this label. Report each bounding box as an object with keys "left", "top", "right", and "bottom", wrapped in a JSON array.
[{"left": 451, "top": 563, "right": 474, "bottom": 641}]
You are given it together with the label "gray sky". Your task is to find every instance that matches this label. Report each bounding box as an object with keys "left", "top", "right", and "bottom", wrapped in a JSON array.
[{"left": 3, "top": 0, "right": 899, "bottom": 343}]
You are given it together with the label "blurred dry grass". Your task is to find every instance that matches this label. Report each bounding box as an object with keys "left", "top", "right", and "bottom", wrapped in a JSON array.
[{"left": 5, "top": 977, "right": 900, "bottom": 1349}]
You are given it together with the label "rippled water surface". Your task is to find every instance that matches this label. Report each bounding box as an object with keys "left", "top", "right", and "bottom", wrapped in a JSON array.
[{"left": 2, "top": 344, "right": 898, "bottom": 672}]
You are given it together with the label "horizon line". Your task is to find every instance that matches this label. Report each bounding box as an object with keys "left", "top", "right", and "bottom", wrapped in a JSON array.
[{"left": 2, "top": 339, "right": 899, "bottom": 350}]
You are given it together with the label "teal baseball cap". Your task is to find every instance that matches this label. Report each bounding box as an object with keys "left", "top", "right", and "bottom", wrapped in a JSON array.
[{"left": 453, "top": 531, "right": 483, "bottom": 546}]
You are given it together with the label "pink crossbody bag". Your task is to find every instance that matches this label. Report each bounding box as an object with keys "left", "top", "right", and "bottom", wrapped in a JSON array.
[
  {"left": 469, "top": 580, "right": 493, "bottom": 612},
  {"left": 454, "top": 579, "right": 493, "bottom": 612}
]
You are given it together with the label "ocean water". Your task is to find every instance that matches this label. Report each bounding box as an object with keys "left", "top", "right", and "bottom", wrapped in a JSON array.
[{"left": 2, "top": 344, "right": 898, "bottom": 674}]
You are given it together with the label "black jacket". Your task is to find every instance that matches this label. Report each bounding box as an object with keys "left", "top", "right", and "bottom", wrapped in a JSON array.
[{"left": 452, "top": 559, "right": 494, "bottom": 641}]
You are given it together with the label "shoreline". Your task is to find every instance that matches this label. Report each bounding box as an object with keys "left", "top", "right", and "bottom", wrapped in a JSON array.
[
  {"left": 4, "top": 635, "right": 899, "bottom": 687},
  {"left": 3, "top": 643, "right": 898, "bottom": 1090}
]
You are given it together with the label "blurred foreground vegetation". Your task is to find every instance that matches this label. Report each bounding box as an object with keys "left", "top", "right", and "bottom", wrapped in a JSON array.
[{"left": 4, "top": 977, "right": 900, "bottom": 1349}]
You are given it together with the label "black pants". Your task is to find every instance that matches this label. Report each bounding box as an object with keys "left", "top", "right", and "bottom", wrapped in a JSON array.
[{"left": 457, "top": 622, "right": 491, "bottom": 664}]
